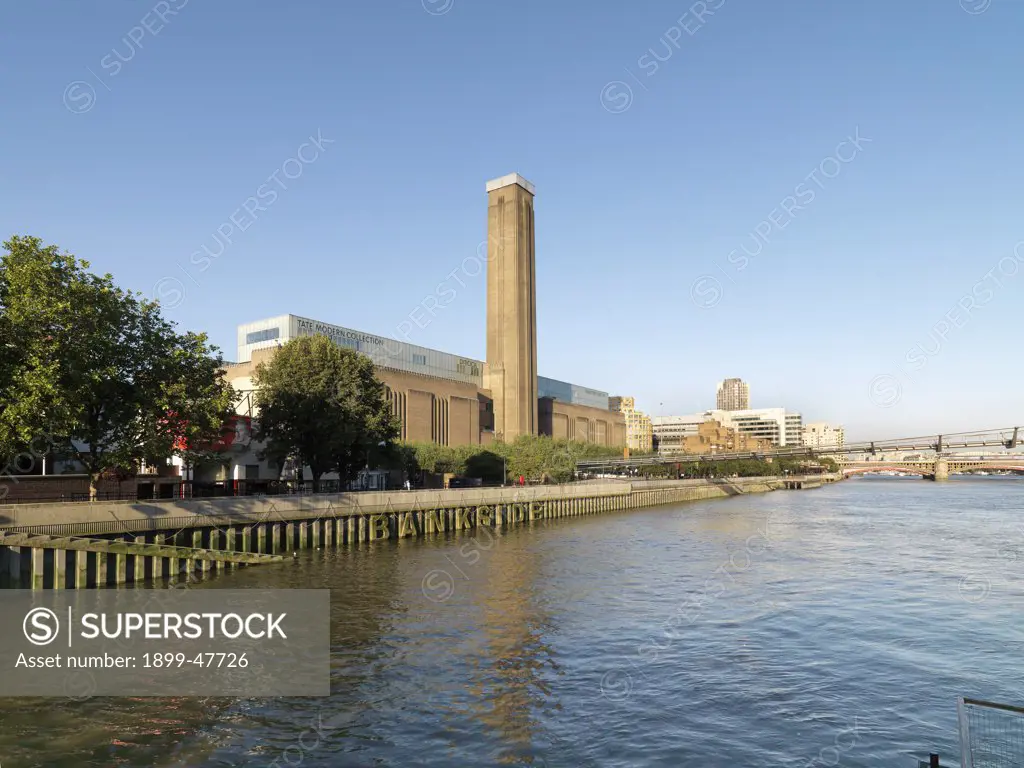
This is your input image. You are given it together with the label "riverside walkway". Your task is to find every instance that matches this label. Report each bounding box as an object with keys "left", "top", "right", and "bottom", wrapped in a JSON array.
[{"left": 0, "top": 475, "right": 839, "bottom": 589}]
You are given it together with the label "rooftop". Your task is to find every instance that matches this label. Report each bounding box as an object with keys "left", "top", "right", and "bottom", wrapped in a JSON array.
[{"left": 485, "top": 173, "right": 536, "bottom": 195}]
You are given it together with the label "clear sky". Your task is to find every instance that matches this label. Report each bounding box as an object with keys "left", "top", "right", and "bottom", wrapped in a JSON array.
[{"left": 2, "top": 0, "right": 1021, "bottom": 441}]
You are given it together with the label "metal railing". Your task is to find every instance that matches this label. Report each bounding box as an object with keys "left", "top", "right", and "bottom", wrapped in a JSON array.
[
  {"left": 958, "top": 697, "right": 1024, "bottom": 768},
  {"left": 0, "top": 491, "right": 141, "bottom": 505}
]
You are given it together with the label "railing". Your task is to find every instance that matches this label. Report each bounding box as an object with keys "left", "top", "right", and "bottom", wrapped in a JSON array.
[
  {"left": 0, "top": 491, "right": 141, "bottom": 505},
  {"left": 958, "top": 697, "right": 1024, "bottom": 768},
  {"left": 0, "top": 480, "right": 396, "bottom": 505}
]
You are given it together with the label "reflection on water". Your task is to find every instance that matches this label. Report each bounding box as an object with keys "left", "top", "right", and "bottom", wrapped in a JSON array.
[
  {"left": 469, "top": 532, "right": 558, "bottom": 765},
  {"left": 1, "top": 476, "right": 1022, "bottom": 766}
]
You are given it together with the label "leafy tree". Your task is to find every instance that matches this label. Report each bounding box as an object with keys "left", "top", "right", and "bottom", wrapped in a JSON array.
[
  {"left": 407, "top": 442, "right": 463, "bottom": 476},
  {"left": 464, "top": 449, "right": 504, "bottom": 484},
  {"left": 0, "top": 235, "right": 236, "bottom": 498},
  {"left": 394, "top": 435, "right": 620, "bottom": 486},
  {"left": 379, "top": 442, "right": 419, "bottom": 482},
  {"left": 161, "top": 333, "right": 239, "bottom": 480},
  {"left": 816, "top": 456, "right": 838, "bottom": 472},
  {"left": 0, "top": 236, "right": 89, "bottom": 457},
  {"left": 253, "top": 335, "right": 398, "bottom": 491},
  {"left": 330, "top": 351, "right": 401, "bottom": 486}
]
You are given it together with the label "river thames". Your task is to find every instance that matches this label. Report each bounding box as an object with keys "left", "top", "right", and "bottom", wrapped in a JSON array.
[{"left": 1, "top": 477, "right": 1020, "bottom": 766}]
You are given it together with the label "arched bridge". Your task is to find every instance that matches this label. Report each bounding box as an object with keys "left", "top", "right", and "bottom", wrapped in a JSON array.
[{"left": 842, "top": 458, "right": 1024, "bottom": 479}]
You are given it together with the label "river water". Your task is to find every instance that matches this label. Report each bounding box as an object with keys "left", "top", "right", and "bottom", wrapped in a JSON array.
[{"left": 1, "top": 477, "right": 1021, "bottom": 767}]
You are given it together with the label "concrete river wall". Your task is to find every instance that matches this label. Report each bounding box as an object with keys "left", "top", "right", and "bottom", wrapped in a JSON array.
[{"left": 0, "top": 475, "right": 840, "bottom": 588}]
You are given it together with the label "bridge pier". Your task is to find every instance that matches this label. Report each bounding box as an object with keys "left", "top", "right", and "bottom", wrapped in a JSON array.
[{"left": 931, "top": 457, "right": 949, "bottom": 482}]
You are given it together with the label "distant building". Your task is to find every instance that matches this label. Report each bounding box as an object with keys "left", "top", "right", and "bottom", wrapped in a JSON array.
[
  {"left": 723, "top": 408, "right": 802, "bottom": 448},
  {"left": 651, "top": 414, "right": 705, "bottom": 451},
  {"left": 609, "top": 396, "right": 653, "bottom": 453},
  {"left": 653, "top": 407, "right": 802, "bottom": 449},
  {"left": 803, "top": 422, "right": 845, "bottom": 451},
  {"left": 652, "top": 419, "right": 772, "bottom": 455},
  {"left": 716, "top": 378, "right": 750, "bottom": 411}
]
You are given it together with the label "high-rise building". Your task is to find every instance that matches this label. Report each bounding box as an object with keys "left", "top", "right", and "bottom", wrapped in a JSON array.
[
  {"left": 484, "top": 173, "right": 538, "bottom": 441},
  {"left": 803, "top": 422, "right": 845, "bottom": 451},
  {"left": 716, "top": 378, "right": 750, "bottom": 410},
  {"left": 609, "top": 396, "right": 653, "bottom": 453}
]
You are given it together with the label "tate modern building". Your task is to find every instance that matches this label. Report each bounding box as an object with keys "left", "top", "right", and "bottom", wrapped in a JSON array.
[{"left": 224, "top": 174, "right": 626, "bottom": 449}]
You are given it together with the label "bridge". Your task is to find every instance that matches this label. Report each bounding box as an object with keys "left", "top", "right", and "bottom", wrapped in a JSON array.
[
  {"left": 840, "top": 457, "right": 1024, "bottom": 479},
  {"left": 577, "top": 425, "right": 1024, "bottom": 482}
]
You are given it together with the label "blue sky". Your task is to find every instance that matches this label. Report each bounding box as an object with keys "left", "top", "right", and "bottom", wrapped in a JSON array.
[{"left": 2, "top": 0, "right": 1022, "bottom": 440}]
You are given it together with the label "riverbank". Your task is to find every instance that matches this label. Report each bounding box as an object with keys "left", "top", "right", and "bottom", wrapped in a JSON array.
[{"left": 0, "top": 474, "right": 841, "bottom": 588}]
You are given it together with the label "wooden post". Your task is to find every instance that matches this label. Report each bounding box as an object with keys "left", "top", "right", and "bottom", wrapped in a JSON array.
[
  {"left": 53, "top": 549, "right": 67, "bottom": 590},
  {"left": 114, "top": 538, "right": 127, "bottom": 584},
  {"left": 225, "top": 528, "right": 237, "bottom": 569},
  {"left": 208, "top": 530, "right": 221, "bottom": 572},
  {"left": 193, "top": 530, "right": 209, "bottom": 574},
  {"left": 134, "top": 536, "right": 146, "bottom": 583},
  {"left": 153, "top": 534, "right": 166, "bottom": 581},
  {"left": 76, "top": 550, "right": 89, "bottom": 589},
  {"left": 31, "top": 548, "right": 46, "bottom": 590}
]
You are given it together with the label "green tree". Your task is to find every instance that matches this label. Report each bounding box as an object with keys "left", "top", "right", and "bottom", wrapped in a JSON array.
[
  {"left": 382, "top": 442, "right": 420, "bottom": 483},
  {"left": 464, "top": 449, "right": 504, "bottom": 484},
  {"left": 161, "top": 332, "right": 238, "bottom": 481},
  {"left": 252, "top": 335, "right": 398, "bottom": 492},
  {"left": 0, "top": 236, "right": 90, "bottom": 457},
  {"left": 0, "top": 236, "right": 236, "bottom": 498},
  {"left": 408, "top": 442, "right": 463, "bottom": 476},
  {"left": 816, "top": 456, "right": 838, "bottom": 472}
]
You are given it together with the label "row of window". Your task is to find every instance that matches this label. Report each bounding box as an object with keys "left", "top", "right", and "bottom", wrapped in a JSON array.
[{"left": 245, "top": 327, "right": 281, "bottom": 345}]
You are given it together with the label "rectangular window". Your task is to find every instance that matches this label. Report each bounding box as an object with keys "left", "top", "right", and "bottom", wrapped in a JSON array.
[
  {"left": 412, "top": 353, "right": 427, "bottom": 366},
  {"left": 246, "top": 327, "right": 281, "bottom": 345}
]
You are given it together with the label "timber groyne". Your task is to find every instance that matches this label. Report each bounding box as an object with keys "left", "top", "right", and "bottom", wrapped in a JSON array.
[{"left": 0, "top": 474, "right": 840, "bottom": 588}]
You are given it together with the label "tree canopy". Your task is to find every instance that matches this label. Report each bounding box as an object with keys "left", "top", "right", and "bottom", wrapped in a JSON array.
[
  {"left": 0, "top": 235, "right": 236, "bottom": 497},
  {"left": 633, "top": 454, "right": 837, "bottom": 479},
  {"left": 252, "top": 334, "right": 399, "bottom": 491},
  {"left": 399, "top": 435, "right": 624, "bottom": 485}
]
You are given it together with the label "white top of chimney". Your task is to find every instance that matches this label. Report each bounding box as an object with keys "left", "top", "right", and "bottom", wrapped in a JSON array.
[{"left": 485, "top": 173, "right": 535, "bottom": 195}]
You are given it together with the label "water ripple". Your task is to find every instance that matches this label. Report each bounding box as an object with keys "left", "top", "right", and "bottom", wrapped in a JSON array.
[{"left": 0, "top": 477, "right": 1020, "bottom": 766}]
